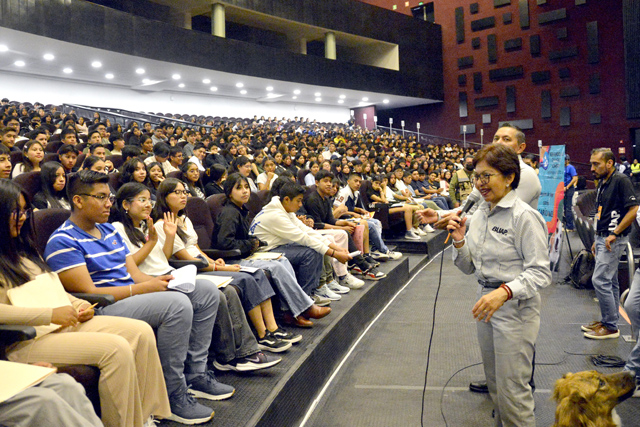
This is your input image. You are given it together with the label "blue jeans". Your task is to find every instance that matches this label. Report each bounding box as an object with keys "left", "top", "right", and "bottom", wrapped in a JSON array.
[
  {"left": 365, "top": 218, "right": 388, "bottom": 253},
  {"left": 430, "top": 196, "right": 448, "bottom": 210},
  {"left": 97, "top": 280, "right": 219, "bottom": 395},
  {"left": 563, "top": 187, "right": 575, "bottom": 230},
  {"left": 624, "top": 268, "right": 640, "bottom": 380},
  {"left": 240, "top": 257, "right": 314, "bottom": 317},
  {"left": 272, "top": 243, "right": 323, "bottom": 294},
  {"left": 593, "top": 235, "right": 628, "bottom": 330}
]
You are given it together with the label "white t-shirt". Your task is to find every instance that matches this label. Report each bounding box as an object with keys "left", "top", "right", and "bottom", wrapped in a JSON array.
[
  {"left": 256, "top": 172, "right": 278, "bottom": 190},
  {"left": 112, "top": 221, "right": 173, "bottom": 276},
  {"left": 155, "top": 216, "right": 201, "bottom": 259}
]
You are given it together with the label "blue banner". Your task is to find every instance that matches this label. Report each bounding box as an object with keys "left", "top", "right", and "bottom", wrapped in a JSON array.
[{"left": 538, "top": 145, "right": 565, "bottom": 228}]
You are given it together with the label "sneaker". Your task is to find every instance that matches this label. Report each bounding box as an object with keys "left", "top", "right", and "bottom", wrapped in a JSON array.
[
  {"left": 312, "top": 294, "right": 332, "bottom": 307},
  {"left": 340, "top": 273, "right": 365, "bottom": 289},
  {"left": 370, "top": 250, "right": 391, "bottom": 261},
  {"left": 384, "top": 250, "right": 403, "bottom": 260},
  {"left": 405, "top": 230, "right": 420, "bottom": 240},
  {"left": 315, "top": 284, "right": 342, "bottom": 301},
  {"left": 364, "top": 254, "right": 381, "bottom": 267},
  {"left": 634, "top": 381, "right": 640, "bottom": 398},
  {"left": 584, "top": 325, "right": 620, "bottom": 340},
  {"left": 271, "top": 327, "right": 303, "bottom": 343},
  {"left": 363, "top": 266, "right": 386, "bottom": 280},
  {"left": 423, "top": 224, "right": 435, "bottom": 233},
  {"left": 581, "top": 321, "right": 602, "bottom": 332},
  {"left": 327, "top": 279, "right": 351, "bottom": 294},
  {"left": 213, "top": 352, "right": 281, "bottom": 372},
  {"left": 167, "top": 386, "right": 215, "bottom": 425},
  {"left": 257, "top": 331, "right": 292, "bottom": 353},
  {"left": 414, "top": 227, "right": 427, "bottom": 236},
  {"left": 188, "top": 371, "right": 235, "bottom": 401},
  {"left": 350, "top": 264, "right": 365, "bottom": 274}
]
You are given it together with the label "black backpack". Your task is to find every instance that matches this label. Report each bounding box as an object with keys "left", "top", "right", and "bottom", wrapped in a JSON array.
[{"left": 567, "top": 249, "right": 595, "bottom": 289}]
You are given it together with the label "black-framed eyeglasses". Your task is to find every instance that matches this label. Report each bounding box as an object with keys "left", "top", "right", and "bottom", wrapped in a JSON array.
[
  {"left": 171, "top": 190, "right": 190, "bottom": 196},
  {"left": 472, "top": 172, "right": 500, "bottom": 185},
  {"left": 12, "top": 208, "right": 32, "bottom": 218},
  {"left": 79, "top": 193, "right": 114, "bottom": 204}
]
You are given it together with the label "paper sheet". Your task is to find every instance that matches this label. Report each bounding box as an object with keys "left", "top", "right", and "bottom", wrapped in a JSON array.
[{"left": 0, "top": 361, "right": 56, "bottom": 403}]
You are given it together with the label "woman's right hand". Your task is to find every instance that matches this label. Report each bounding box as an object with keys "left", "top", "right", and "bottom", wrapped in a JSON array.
[
  {"left": 447, "top": 215, "right": 467, "bottom": 242},
  {"left": 163, "top": 212, "right": 178, "bottom": 237},
  {"left": 51, "top": 306, "right": 79, "bottom": 327}
]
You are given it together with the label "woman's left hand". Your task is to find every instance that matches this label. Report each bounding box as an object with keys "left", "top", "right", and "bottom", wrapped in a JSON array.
[
  {"left": 215, "top": 258, "right": 226, "bottom": 266},
  {"left": 472, "top": 287, "right": 510, "bottom": 322}
]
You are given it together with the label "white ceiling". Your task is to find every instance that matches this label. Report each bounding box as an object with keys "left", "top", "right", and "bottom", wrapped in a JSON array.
[{"left": 0, "top": 26, "right": 438, "bottom": 110}]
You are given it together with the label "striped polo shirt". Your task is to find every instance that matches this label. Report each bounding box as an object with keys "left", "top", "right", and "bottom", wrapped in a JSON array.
[{"left": 44, "top": 220, "right": 134, "bottom": 287}]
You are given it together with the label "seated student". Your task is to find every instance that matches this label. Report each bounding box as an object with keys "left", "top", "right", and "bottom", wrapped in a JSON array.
[
  {"left": 203, "top": 144, "right": 227, "bottom": 169},
  {"left": 424, "top": 170, "right": 453, "bottom": 209},
  {"left": 86, "top": 143, "right": 115, "bottom": 173},
  {"left": 143, "top": 142, "right": 170, "bottom": 171},
  {"left": 44, "top": 171, "right": 227, "bottom": 425},
  {"left": 138, "top": 135, "right": 154, "bottom": 158},
  {"left": 1, "top": 125, "right": 19, "bottom": 152},
  {"left": 203, "top": 164, "right": 226, "bottom": 197},
  {"left": 0, "top": 179, "right": 169, "bottom": 427},
  {"left": 164, "top": 146, "right": 184, "bottom": 175},
  {"left": 58, "top": 144, "right": 80, "bottom": 174},
  {"left": 304, "top": 161, "right": 320, "bottom": 186},
  {"left": 188, "top": 143, "right": 207, "bottom": 172},
  {"left": 32, "top": 161, "right": 70, "bottom": 210},
  {"left": 230, "top": 156, "right": 258, "bottom": 192},
  {"left": 410, "top": 169, "right": 448, "bottom": 210},
  {"left": 152, "top": 178, "right": 293, "bottom": 352},
  {"left": 111, "top": 183, "right": 281, "bottom": 372},
  {"left": 391, "top": 171, "right": 440, "bottom": 212},
  {"left": 182, "top": 131, "right": 198, "bottom": 159},
  {"left": 83, "top": 131, "right": 111, "bottom": 156},
  {"left": 256, "top": 156, "right": 279, "bottom": 191},
  {"left": 0, "top": 143, "right": 13, "bottom": 178},
  {"left": 179, "top": 162, "right": 206, "bottom": 199},
  {"left": 213, "top": 173, "right": 331, "bottom": 328},
  {"left": 121, "top": 145, "right": 142, "bottom": 167},
  {"left": 59, "top": 128, "right": 78, "bottom": 146},
  {"left": 120, "top": 158, "right": 151, "bottom": 190},
  {"left": 0, "top": 364, "right": 102, "bottom": 427},
  {"left": 108, "top": 133, "right": 125, "bottom": 156},
  {"left": 12, "top": 140, "right": 45, "bottom": 178},
  {"left": 146, "top": 161, "right": 165, "bottom": 196}
]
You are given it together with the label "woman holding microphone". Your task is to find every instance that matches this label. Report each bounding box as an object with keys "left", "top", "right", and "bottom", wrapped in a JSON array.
[{"left": 447, "top": 144, "right": 551, "bottom": 427}]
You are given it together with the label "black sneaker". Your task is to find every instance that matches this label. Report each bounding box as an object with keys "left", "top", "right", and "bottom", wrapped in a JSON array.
[
  {"left": 271, "top": 327, "right": 302, "bottom": 344},
  {"left": 213, "top": 352, "right": 281, "bottom": 372},
  {"left": 257, "top": 331, "right": 292, "bottom": 353},
  {"left": 364, "top": 254, "right": 381, "bottom": 267},
  {"left": 363, "top": 266, "right": 386, "bottom": 280}
]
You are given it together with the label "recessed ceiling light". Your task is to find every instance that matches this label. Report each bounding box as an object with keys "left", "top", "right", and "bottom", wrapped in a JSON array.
[
  {"left": 63, "top": 68, "right": 73, "bottom": 74},
  {"left": 210, "top": 86, "right": 218, "bottom": 92},
  {"left": 362, "top": 97, "right": 369, "bottom": 101},
  {"left": 339, "top": 94, "right": 346, "bottom": 99},
  {"left": 136, "top": 68, "right": 145, "bottom": 75},
  {"left": 314, "top": 92, "right": 321, "bottom": 97},
  {"left": 91, "top": 61, "right": 102, "bottom": 68},
  {"left": 203, "top": 79, "right": 211, "bottom": 84},
  {"left": 14, "top": 60, "right": 25, "bottom": 67},
  {"left": 105, "top": 73, "right": 114, "bottom": 79},
  {"left": 293, "top": 89, "right": 301, "bottom": 95},
  {"left": 338, "top": 99, "right": 344, "bottom": 104},
  {"left": 142, "top": 78, "right": 151, "bottom": 84},
  {"left": 178, "top": 83, "right": 185, "bottom": 88},
  {"left": 292, "top": 96, "right": 298, "bottom": 99},
  {"left": 315, "top": 97, "right": 322, "bottom": 102},
  {"left": 236, "top": 82, "right": 244, "bottom": 88},
  {"left": 43, "top": 53, "right": 55, "bottom": 61},
  {"left": 240, "top": 89, "right": 247, "bottom": 94},
  {"left": 172, "top": 74, "right": 181, "bottom": 80},
  {"left": 266, "top": 86, "right": 274, "bottom": 91},
  {"left": 0, "top": 45, "right": 8, "bottom": 52},
  {"left": 383, "top": 99, "right": 390, "bottom": 104}
]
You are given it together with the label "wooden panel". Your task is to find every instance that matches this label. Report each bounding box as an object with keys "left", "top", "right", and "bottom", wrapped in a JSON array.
[
  {"left": 494, "top": 0, "right": 511, "bottom": 7},
  {"left": 560, "top": 107, "right": 571, "bottom": 126},
  {"left": 459, "top": 92, "right": 468, "bottom": 118},
  {"left": 541, "top": 90, "right": 552, "bottom": 118},
  {"left": 473, "top": 72, "right": 483, "bottom": 92},
  {"left": 587, "top": 21, "right": 599, "bottom": 64},
  {"left": 470, "top": 3, "right": 479, "bottom": 14},
  {"left": 623, "top": 0, "right": 640, "bottom": 118},
  {"left": 489, "top": 66, "right": 524, "bottom": 81},
  {"left": 506, "top": 85, "right": 516, "bottom": 113},
  {"left": 560, "top": 86, "right": 580, "bottom": 97},
  {"left": 474, "top": 96, "right": 500, "bottom": 108},
  {"left": 537, "top": 0, "right": 547, "bottom": 4},
  {"left": 539, "top": 8, "right": 567, "bottom": 25},
  {"left": 576, "top": 0, "right": 587, "bottom": 5},
  {"left": 455, "top": 7, "right": 465, "bottom": 44},
  {"left": 471, "top": 16, "right": 496, "bottom": 32},
  {"left": 505, "top": 37, "right": 523, "bottom": 51},
  {"left": 488, "top": 34, "right": 498, "bottom": 63},
  {"left": 549, "top": 46, "right": 579, "bottom": 60},
  {"left": 589, "top": 73, "right": 601, "bottom": 94},
  {"left": 531, "top": 70, "right": 551, "bottom": 83},
  {"left": 519, "top": 0, "right": 530, "bottom": 29},
  {"left": 458, "top": 56, "right": 474, "bottom": 69},
  {"left": 530, "top": 35, "right": 541, "bottom": 57},
  {"left": 590, "top": 113, "right": 601, "bottom": 124},
  {"left": 498, "top": 119, "right": 533, "bottom": 129},
  {"left": 483, "top": 114, "right": 492, "bottom": 124},
  {"left": 557, "top": 27, "right": 568, "bottom": 39}
]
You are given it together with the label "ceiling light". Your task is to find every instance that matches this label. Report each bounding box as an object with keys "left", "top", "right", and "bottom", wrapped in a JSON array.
[
  {"left": 338, "top": 99, "right": 344, "bottom": 104},
  {"left": 0, "top": 45, "right": 8, "bottom": 52},
  {"left": 43, "top": 53, "right": 55, "bottom": 61},
  {"left": 240, "top": 89, "right": 247, "bottom": 94},
  {"left": 339, "top": 94, "right": 346, "bottom": 99},
  {"left": 293, "top": 89, "right": 301, "bottom": 95},
  {"left": 292, "top": 96, "right": 298, "bottom": 99},
  {"left": 383, "top": 99, "right": 390, "bottom": 104},
  {"left": 105, "top": 73, "right": 114, "bottom": 79},
  {"left": 63, "top": 68, "right": 73, "bottom": 74},
  {"left": 142, "top": 78, "right": 151, "bottom": 84},
  {"left": 172, "top": 74, "right": 181, "bottom": 80},
  {"left": 178, "top": 83, "right": 185, "bottom": 88},
  {"left": 266, "top": 86, "right": 274, "bottom": 91},
  {"left": 203, "top": 78, "right": 211, "bottom": 84},
  {"left": 210, "top": 86, "right": 218, "bottom": 92},
  {"left": 236, "top": 82, "right": 244, "bottom": 88},
  {"left": 91, "top": 61, "right": 102, "bottom": 68},
  {"left": 314, "top": 92, "right": 321, "bottom": 97},
  {"left": 136, "top": 68, "right": 145, "bottom": 74},
  {"left": 362, "top": 97, "right": 369, "bottom": 101},
  {"left": 315, "top": 97, "right": 322, "bottom": 102},
  {"left": 14, "top": 60, "right": 25, "bottom": 67}
]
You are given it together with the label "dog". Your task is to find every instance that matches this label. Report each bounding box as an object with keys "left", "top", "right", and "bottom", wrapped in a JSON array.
[{"left": 552, "top": 370, "right": 636, "bottom": 427}]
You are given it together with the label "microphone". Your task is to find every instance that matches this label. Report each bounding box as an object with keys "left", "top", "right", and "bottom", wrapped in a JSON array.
[{"left": 444, "top": 199, "right": 476, "bottom": 243}]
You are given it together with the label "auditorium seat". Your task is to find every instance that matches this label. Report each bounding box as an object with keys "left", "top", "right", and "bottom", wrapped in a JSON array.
[
  {"left": 185, "top": 197, "right": 241, "bottom": 260},
  {"left": 43, "top": 153, "right": 59, "bottom": 163},
  {"left": 106, "top": 154, "right": 124, "bottom": 170},
  {"left": 166, "top": 170, "right": 182, "bottom": 180},
  {"left": 246, "top": 190, "right": 270, "bottom": 221},
  {"left": 297, "top": 169, "right": 310, "bottom": 186},
  {"left": 359, "top": 180, "right": 404, "bottom": 231},
  {"left": 45, "top": 140, "right": 63, "bottom": 153},
  {"left": 108, "top": 172, "right": 122, "bottom": 193},
  {"left": 13, "top": 171, "right": 42, "bottom": 202},
  {"left": 10, "top": 150, "right": 22, "bottom": 166}
]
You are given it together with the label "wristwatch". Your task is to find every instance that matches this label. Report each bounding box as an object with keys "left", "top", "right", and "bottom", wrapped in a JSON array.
[{"left": 611, "top": 230, "right": 620, "bottom": 237}]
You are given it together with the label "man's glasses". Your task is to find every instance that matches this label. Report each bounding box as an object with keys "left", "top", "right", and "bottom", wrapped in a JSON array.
[
  {"left": 472, "top": 172, "right": 500, "bottom": 185},
  {"left": 80, "top": 193, "right": 114, "bottom": 204}
]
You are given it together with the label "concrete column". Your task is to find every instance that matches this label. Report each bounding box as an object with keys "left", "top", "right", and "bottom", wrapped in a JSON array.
[
  {"left": 325, "top": 32, "right": 336, "bottom": 60},
  {"left": 300, "top": 38, "right": 307, "bottom": 55},
  {"left": 212, "top": 3, "right": 225, "bottom": 38}
]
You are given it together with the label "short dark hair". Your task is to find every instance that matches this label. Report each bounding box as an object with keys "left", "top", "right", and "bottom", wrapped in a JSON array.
[
  {"left": 473, "top": 144, "right": 520, "bottom": 189},
  {"left": 67, "top": 170, "right": 110, "bottom": 210},
  {"left": 497, "top": 123, "right": 525, "bottom": 144},
  {"left": 0, "top": 143, "right": 10, "bottom": 156},
  {"left": 169, "top": 146, "right": 183, "bottom": 157},
  {"left": 153, "top": 142, "right": 171, "bottom": 157},
  {"left": 348, "top": 173, "right": 362, "bottom": 181},
  {"left": 57, "top": 144, "right": 79, "bottom": 156},
  {"left": 60, "top": 128, "right": 77, "bottom": 139},
  {"left": 279, "top": 181, "right": 304, "bottom": 201},
  {"left": 122, "top": 145, "right": 142, "bottom": 162},
  {"left": 591, "top": 147, "right": 616, "bottom": 164},
  {"left": 89, "top": 143, "right": 105, "bottom": 154},
  {"left": 193, "top": 142, "right": 206, "bottom": 151},
  {"left": 315, "top": 170, "right": 334, "bottom": 182}
]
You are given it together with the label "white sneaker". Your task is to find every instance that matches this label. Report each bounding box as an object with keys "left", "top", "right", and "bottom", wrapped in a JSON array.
[
  {"left": 315, "top": 284, "right": 342, "bottom": 301},
  {"left": 384, "top": 250, "right": 403, "bottom": 260},
  {"left": 405, "top": 230, "right": 420, "bottom": 240},
  {"left": 423, "top": 224, "right": 435, "bottom": 233},
  {"left": 370, "top": 250, "right": 391, "bottom": 261},
  {"left": 313, "top": 294, "right": 332, "bottom": 307},
  {"left": 327, "top": 279, "right": 350, "bottom": 294},
  {"left": 340, "top": 273, "right": 365, "bottom": 289},
  {"left": 414, "top": 227, "right": 427, "bottom": 236}
]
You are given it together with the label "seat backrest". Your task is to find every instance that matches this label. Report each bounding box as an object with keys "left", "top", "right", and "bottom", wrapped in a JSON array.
[
  {"left": 246, "top": 190, "right": 270, "bottom": 222},
  {"left": 304, "top": 184, "right": 316, "bottom": 199},
  {"left": 186, "top": 197, "right": 214, "bottom": 250},
  {"left": 43, "top": 153, "right": 59, "bottom": 163},
  {"left": 14, "top": 171, "right": 42, "bottom": 202},
  {"left": 45, "top": 140, "right": 63, "bottom": 153},
  {"left": 108, "top": 172, "right": 122, "bottom": 193},
  {"left": 167, "top": 171, "right": 182, "bottom": 180},
  {"left": 32, "top": 208, "right": 71, "bottom": 256},
  {"left": 575, "top": 190, "right": 596, "bottom": 218},
  {"left": 297, "top": 169, "right": 310, "bottom": 185},
  {"left": 359, "top": 180, "right": 373, "bottom": 208},
  {"left": 10, "top": 151, "right": 22, "bottom": 166},
  {"left": 107, "top": 154, "right": 124, "bottom": 170},
  {"left": 76, "top": 153, "right": 87, "bottom": 167},
  {"left": 206, "top": 194, "right": 226, "bottom": 224}
]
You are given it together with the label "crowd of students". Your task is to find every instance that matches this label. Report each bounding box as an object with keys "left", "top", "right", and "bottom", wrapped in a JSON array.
[{"left": 0, "top": 99, "right": 481, "bottom": 426}]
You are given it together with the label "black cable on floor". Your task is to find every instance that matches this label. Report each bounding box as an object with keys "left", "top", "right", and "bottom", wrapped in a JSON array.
[
  {"left": 564, "top": 351, "right": 626, "bottom": 367},
  {"left": 439, "top": 362, "right": 482, "bottom": 427}
]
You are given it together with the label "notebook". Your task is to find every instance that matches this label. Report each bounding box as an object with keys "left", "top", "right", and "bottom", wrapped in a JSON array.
[{"left": 0, "top": 361, "right": 57, "bottom": 403}]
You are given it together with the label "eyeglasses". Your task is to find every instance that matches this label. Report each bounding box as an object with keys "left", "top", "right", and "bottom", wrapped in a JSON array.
[
  {"left": 472, "top": 172, "right": 500, "bottom": 185},
  {"left": 171, "top": 190, "right": 190, "bottom": 196},
  {"left": 80, "top": 193, "right": 114, "bottom": 204},
  {"left": 132, "top": 197, "right": 151, "bottom": 205},
  {"left": 12, "top": 208, "right": 32, "bottom": 218}
]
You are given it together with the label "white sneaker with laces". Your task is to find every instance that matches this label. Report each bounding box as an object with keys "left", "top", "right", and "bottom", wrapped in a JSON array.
[
  {"left": 405, "top": 230, "right": 420, "bottom": 240},
  {"left": 327, "top": 279, "right": 350, "bottom": 294},
  {"left": 414, "top": 227, "right": 427, "bottom": 236},
  {"left": 385, "top": 250, "right": 403, "bottom": 260},
  {"left": 340, "top": 273, "right": 365, "bottom": 289},
  {"left": 423, "top": 224, "right": 435, "bottom": 233},
  {"left": 315, "top": 284, "right": 342, "bottom": 301}
]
